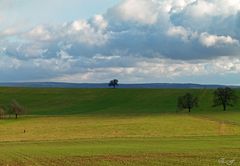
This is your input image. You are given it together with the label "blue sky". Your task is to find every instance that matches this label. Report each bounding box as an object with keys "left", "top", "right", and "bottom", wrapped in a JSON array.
[
  {"left": 0, "top": 0, "right": 121, "bottom": 28},
  {"left": 1, "top": 0, "right": 240, "bottom": 84}
]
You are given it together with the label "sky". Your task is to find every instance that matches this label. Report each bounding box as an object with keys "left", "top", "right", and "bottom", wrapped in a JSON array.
[{"left": 1, "top": 0, "right": 240, "bottom": 84}]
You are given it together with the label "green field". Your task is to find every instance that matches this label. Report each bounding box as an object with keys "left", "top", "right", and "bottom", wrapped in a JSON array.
[{"left": 0, "top": 88, "right": 240, "bottom": 165}]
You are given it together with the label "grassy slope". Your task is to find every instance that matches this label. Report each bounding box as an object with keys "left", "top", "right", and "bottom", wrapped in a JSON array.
[
  {"left": 0, "top": 87, "right": 239, "bottom": 115},
  {"left": 0, "top": 115, "right": 240, "bottom": 166},
  {"left": 1, "top": 136, "right": 240, "bottom": 166},
  {"left": 0, "top": 87, "right": 240, "bottom": 165},
  {"left": 1, "top": 115, "right": 240, "bottom": 142}
]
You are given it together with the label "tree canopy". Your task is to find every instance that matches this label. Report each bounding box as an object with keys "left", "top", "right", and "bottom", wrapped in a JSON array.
[
  {"left": 177, "top": 93, "right": 198, "bottom": 112},
  {"left": 109, "top": 79, "right": 119, "bottom": 88},
  {"left": 213, "top": 87, "right": 237, "bottom": 111},
  {"left": 11, "top": 100, "right": 25, "bottom": 119}
]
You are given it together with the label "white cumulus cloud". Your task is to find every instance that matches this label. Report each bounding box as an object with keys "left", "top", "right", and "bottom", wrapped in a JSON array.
[
  {"left": 199, "top": 33, "right": 239, "bottom": 47},
  {"left": 108, "top": 0, "right": 159, "bottom": 24}
]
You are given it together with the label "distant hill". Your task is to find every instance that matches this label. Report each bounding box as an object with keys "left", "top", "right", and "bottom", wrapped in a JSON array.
[{"left": 0, "top": 82, "right": 235, "bottom": 89}]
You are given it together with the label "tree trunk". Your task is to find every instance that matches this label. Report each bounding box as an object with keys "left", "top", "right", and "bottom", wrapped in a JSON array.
[
  {"left": 15, "top": 114, "right": 18, "bottom": 119},
  {"left": 188, "top": 107, "right": 191, "bottom": 113},
  {"left": 223, "top": 104, "right": 226, "bottom": 111}
]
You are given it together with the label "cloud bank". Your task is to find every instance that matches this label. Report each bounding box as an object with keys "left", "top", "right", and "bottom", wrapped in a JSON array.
[{"left": 1, "top": 0, "right": 240, "bottom": 83}]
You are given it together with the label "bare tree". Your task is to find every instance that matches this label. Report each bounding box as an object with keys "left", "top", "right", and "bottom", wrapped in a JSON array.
[
  {"left": 213, "top": 87, "right": 237, "bottom": 111},
  {"left": 108, "top": 79, "right": 119, "bottom": 89},
  {"left": 11, "top": 100, "right": 25, "bottom": 119},
  {"left": 0, "top": 108, "right": 4, "bottom": 119},
  {"left": 177, "top": 93, "right": 198, "bottom": 112}
]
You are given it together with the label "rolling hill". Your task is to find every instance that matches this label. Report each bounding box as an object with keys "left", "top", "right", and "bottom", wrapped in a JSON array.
[
  {"left": 0, "top": 87, "right": 240, "bottom": 165},
  {"left": 0, "top": 87, "right": 239, "bottom": 115}
]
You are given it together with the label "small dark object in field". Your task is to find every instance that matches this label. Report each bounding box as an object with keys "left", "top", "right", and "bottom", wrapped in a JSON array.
[{"left": 24, "top": 130, "right": 26, "bottom": 133}]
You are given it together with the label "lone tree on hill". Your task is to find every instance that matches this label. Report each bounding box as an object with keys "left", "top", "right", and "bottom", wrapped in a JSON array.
[
  {"left": 11, "top": 100, "right": 25, "bottom": 119},
  {"left": 213, "top": 87, "right": 237, "bottom": 111},
  {"left": 177, "top": 93, "right": 198, "bottom": 112},
  {"left": 109, "top": 79, "right": 119, "bottom": 88}
]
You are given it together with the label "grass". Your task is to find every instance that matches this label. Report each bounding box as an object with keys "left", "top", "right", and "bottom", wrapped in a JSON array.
[
  {"left": 0, "top": 87, "right": 239, "bottom": 115},
  {"left": 0, "top": 87, "right": 240, "bottom": 165},
  {"left": 1, "top": 136, "right": 240, "bottom": 166},
  {"left": 0, "top": 114, "right": 240, "bottom": 165},
  {"left": 0, "top": 116, "right": 235, "bottom": 141},
  {"left": 0, "top": 114, "right": 240, "bottom": 142}
]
